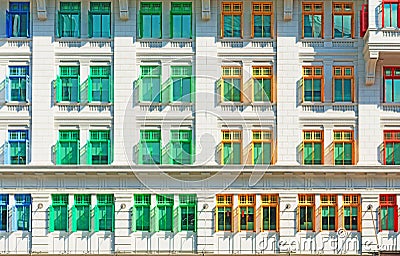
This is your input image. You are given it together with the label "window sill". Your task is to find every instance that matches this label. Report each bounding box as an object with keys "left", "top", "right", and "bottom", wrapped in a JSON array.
[
  {"left": 5, "top": 102, "right": 30, "bottom": 106},
  {"left": 55, "top": 102, "right": 80, "bottom": 106}
]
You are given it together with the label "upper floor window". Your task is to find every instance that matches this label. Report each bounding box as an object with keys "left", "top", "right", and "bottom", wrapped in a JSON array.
[
  {"left": 7, "top": 66, "right": 29, "bottom": 103},
  {"left": 302, "top": 130, "right": 323, "bottom": 165},
  {"left": 333, "top": 2, "right": 353, "bottom": 38},
  {"left": 238, "top": 195, "right": 255, "bottom": 231},
  {"left": 302, "top": 66, "right": 323, "bottom": 102},
  {"left": 342, "top": 194, "right": 360, "bottom": 231},
  {"left": 379, "top": 194, "right": 398, "bottom": 231},
  {"left": 6, "top": 2, "right": 30, "bottom": 38},
  {"left": 137, "top": 66, "right": 161, "bottom": 103},
  {"left": 56, "top": 66, "right": 80, "bottom": 103},
  {"left": 5, "top": 130, "right": 29, "bottom": 165},
  {"left": 333, "top": 131, "right": 354, "bottom": 165},
  {"left": 0, "top": 195, "right": 9, "bottom": 231},
  {"left": 252, "top": 130, "right": 272, "bottom": 165},
  {"left": 333, "top": 66, "right": 354, "bottom": 102},
  {"left": 302, "top": 2, "right": 323, "bottom": 38},
  {"left": 220, "top": 66, "right": 242, "bottom": 102},
  {"left": 320, "top": 194, "right": 337, "bottom": 231},
  {"left": 89, "top": 2, "right": 111, "bottom": 38},
  {"left": 170, "top": 130, "right": 193, "bottom": 165},
  {"left": 221, "top": 130, "right": 242, "bottom": 165},
  {"left": 139, "top": 130, "right": 161, "bottom": 164},
  {"left": 56, "top": 130, "right": 80, "bottom": 165},
  {"left": 252, "top": 66, "right": 272, "bottom": 102},
  {"left": 88, "top": 130, "right": 112, "bottom": 165},
  {"left": 132, "top": 194, "right": 151, "bottom": 231},
  {"left": 171, "top": 66, "right": 193, "bottom": 102},
  {"left": 171, "top": 2, "right": 192, "bottom": 38},
  {"left": 252, "top": 3, "right": 273, "bottom": 38},
  {"left": 261, "top": 194, "right": 278, "bottom": 231},
  {"left": 49, "top": 194, "right": 69, "bottom": 232},
  {"left": 57, "top": 2, "right": 81, "bottom": 38},
  {"left": 383, "top": 131, "right": 400, "bottom": 165},
  {"left": 383, "top": 67, "right": 400, "bottom": 103},
  {"left": 221, "top": 2, "right": 242, "bottom": 38},
  {"left": 382, "top": 0, "right": 399, "bottom": 28},
  {"left": 89, "top": 66, "right": 112, "bottom": 103},
  {"left": 298, "top": 194, "right": 315, "bottom": 231},
  {"left": 140, "top": 2, "right": 162, "bottom": 38},
  {"left": 216, "top": 195, "right": 233, "bottom": 231}
]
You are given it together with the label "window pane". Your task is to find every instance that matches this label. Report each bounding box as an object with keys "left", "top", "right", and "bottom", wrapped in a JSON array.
[
  {"left": 54, "top": 205, "right": 68, "bottom": 231},
  {"left": 304, "top": 15, "right": 313, "bottom": 37},
  {"left": 386, "top": 79, "right": 393, "bottom": 102},
  {"left": 303, "top": 143, "right": 313, "bottom": 164},
  {"left": 394, "top": 79, "right": 400, "bottom": 102},
  {"left": 313, "top": 15, "right": 322, "bottom": 37},
  {"left": 335, "top": 143, "right": 343, "bottom": 164},
  {"left": 263, "top": 15, "right": 271, "bottom": 37},
  {"left": 253, "top": 15, "right": 262, "bottom": 37},
  {"left": 233, "top": 15, "right": 241, "bottom": 37},
  {"left": 224, "top": 15, "right": 232, "bottom": 37},
  {"left": 344, "top": 143, "right": 353, "bottom": 165},
  {"left": 381, "top": 207, "right": 388, "bottom": 230},
  {"left": 394, "top": 143, "right": 400, "bottom": 164},
  {"left": 343, "top": 15, "right": 352, "bottom": 38},
  {"left": 102, "top": 14, "right": 110, "bottom": 37},
  {"left": 136, "top": 206, "right": 150, "bottom": 231},
  {"left": 233, "top": 143, "right": 241, "bottom": 164},
  {"left": 314, "top": 143, "right": 322, "bottom": 164},
  {"left": 182, "top": 15, "right": 191, "bottom": 38},
  {"left": 304, "top": 79, "right": 313, "bottom": 101},
  {"left": 314, "top": 79, "right": 321, "bottom": 101},
  {"left": 152, "top": 15, "right": 161, "bottom": 38},
  {"left": 76, "top": 206, "right": 90, "bottom": 231},
  {"left": 172, "top": 15, "right": 182, "bottom": 38},
  {"left": 223, "top": 143, "right": 231, "bottom": 164},
  {"left": 92, "top": 14, "right": 101, "bottom": 37},
  {"left": 333, "top": 15, "right": 343, "bottom": 38},
  {"left": 343, "top": 79, "right": 352, "bottom": 101},
  {"left": 0, "top": 206, "right": 7, "bottom": 231},
  {"left": 17, "top": 206, "right": 30, "bottom": 230},
  {"left": 142, "top": 15, "right": 152, "bottom": 38},
  {"left": 392, "top": 4, "right": 398, "bottom": 27},
  {"left": 388, "top": 207, "right": 395, "bottom": 230}
]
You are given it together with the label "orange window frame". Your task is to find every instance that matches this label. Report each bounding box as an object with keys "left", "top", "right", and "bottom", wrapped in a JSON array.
[
  {"left": 221, "top": 2, "right": 243, "bottom": 38},
  {"left": 252, "top": 130, "right": 274, "bottom": 165},
  {"left": 319, "top": 194, "right": 338, "bottom": 231},
  {"left": 333, "top": 66, "right": 355, "bottom": 102},
  {"left": 332, "top": 2, "right": 354, "bottom": 38},
  {"left": 333, "top": 130, "right": 355, "bottom": 165},
  {"left": 342, "top": 194, "right": 361, "bottom": 232},
  {"left": 302, "top": 130, "right": 324, "bottom": 165},
  {"left": 216, "top": 195, "right": 233, "bottom": 232},
  {"left": 252, "top": 66, "right": 273, "bottom": 102},
  {"left": 261, "top": 194, "right": 279, "bottom": 231},
  {"left": 221, "top": 130, "right": 242, "bottom": 164},
  {"left": 298, "top": 194, "right": 315, "bottom": 231},
  {"left": 302, "top": 2, "right": 324, "bottom": 38},
  {"left": 251, "top": 2, "right": 273, "bottom": 38},
  {"left": 302, "top": 66, "right": 324, "bottom": 102},
  {"left": 383, "top": 130, "right": 400, "bottom": 165},
  {"left": 238, "top": 195, "right": 256, "bottom": 231}
]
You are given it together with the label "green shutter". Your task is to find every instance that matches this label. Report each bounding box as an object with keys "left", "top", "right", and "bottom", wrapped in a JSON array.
[
  {"left": 109, "top": 76, "right": 113, "bottom": 103},
  {"left": 151, "top": 207, "right": 159, "bottom": 232},
  {"left": 87, "top": 76, "right": 93, "bottom": 103},
  {"left": 48, "top": 206, "right": 55, "bottom": 232},
  {"left": 57, "top": 11, "right": 61, "bottom": 37},
  {"left": 88, "top": 11, "right": 93, "bottom": 38},
  {"left": 71, "top": 206, "right": 77, "bottom": 232},
  {"left": 56, "top": 76, "right": 62, "bottom": 102},
  {"left": 93, "top": 206, "right": 99, "bottom": 232},
  {"left": 87, "top": 142, "right": 92, "bottom": 165},
  {"left": 132, "top": 206, "right": 136, "bottom": 232}
]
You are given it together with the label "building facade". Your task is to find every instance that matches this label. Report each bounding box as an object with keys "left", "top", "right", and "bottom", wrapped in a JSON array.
[{"left": 0, "top": 0, "right": 399, "bottom": 255}]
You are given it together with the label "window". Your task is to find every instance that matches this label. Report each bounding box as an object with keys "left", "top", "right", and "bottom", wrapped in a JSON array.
[
  {"left": 252, "top": 130, "right": 272, "bottom": 165},
  {"left": 171, "top": 130, "right": 193, "bottom": 165},
  {"left": 221, "top": 2, "right": 242, "bottom": 38},
  {"left": 238, "top": 195, "right": 255, "bottom": 231},
  {"left": 58, "top": 2, "right": 81, "bottom": 37},
  {"left": 252, "top": 3, "right": 272, "bottom": 38},
  {"left": 137, "top": 66, "right": 161, "bottom": 103},
  {"left": 0, "top": 195, "right": 9, "bottom": 231},
  {"left": 57, "top": 130, "right": 80, "bottom": 165},
  {"left": 6, "top": 2, "right": 29, "bottom": 38},
  {"left": 133, "top": 194, "right": 151, "bottom": 231},
  {"left": 5, "top": 130, "right": 29, "bottom": 165},
  {"left": 333, "top": 66, "right": 354, "bottom": 102},
  {"left": 157, "top": 195, "right": 174, "bottom": 231},
  {"left": 333, "top": 3, "right": 353, "bottom": 38},
  {"left": 7, "top": 66, "right": 29, "bottom": 102},
  {"left": 49, "top": 194, "right": 68, "bottom": 232},
  {"left": 221, "top": 67, "right": 242, "bottom": 102},
  {"left": 179, "top": 194, "right": 197, "bottom": 231},
  {"left": 302, "top": 130, "right": 323, "bottom": 165},
  {"left": 221, "top": 130, "right": 242, "bottom": 164},
  {"left": 171, "top": 66, "right": 192, "bottom": 102},
  {"left": 379, "top": 194, "right": 398, "bottom": 231},
  {"left": 298, "top": 194, "right": 315, "bottom": 231},
  {"left": 302, "top": 66, "right": 323, "bottom": 102},
  {"left": 140, "top": 2, "right": 162, "bottom": 38},
  {"left": 261, "top": 194, "right": 278, "bottom": 231},
  {"left": 320, "top": 195, "right": 337, "bottom": 231},
  {"left": 89, "top": 66, "right": 112, "bottom": 103},
  {"left": 140, "top": 130, "right": 161, "bottom": 164},
  {"left": 216, "top": 195, "right": 233, "bottom": 231},
  {"left": 72, "top": 194, "right": 91, "bottom": 231},
  {"left": 382, "top": 0, "right": 400, "bottom": 28},
  {"left": 383, "top": 67, "right": 400, "bottom": 103},
  {"left": 56, "top": 66, "right": 80, "bottom": 103},
  {"left": 333, "top": 131, "right": 354, "bottom": 165},
  {"left": 13, "top": 194, "right": 31, "bottom": 231},
  {"left": 302, "top": 3, "right": 324, "bottom": 38},
  {"left": 88, "top": 130, "right": 112, "bottom": 165},
  {"left": 384, "top": 131, "right": 400, "bottom": 165},
  {"left": 89, "top": 2, "right": 111, "bottom": 38},
  {"left": 94, "top": 194, "right": 114, "bottom": 231},
  {"left": 342, "top": 194, "right": 360, "bottom": 231},
  {"left": 252, "top": 66, "right": 272, "bottom": 102},
  {"left": 171, "top": 2, "right": 192, "bottom": 38}
]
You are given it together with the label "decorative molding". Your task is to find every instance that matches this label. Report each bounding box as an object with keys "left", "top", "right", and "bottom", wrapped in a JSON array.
[
  {"left": 202, "top": 0, "right": 211, "bottom": 20},
  {"left": 119, "top": 0, "right": 129, "bottom": 21},
  {"left": 284, "top": 0, "right": 293, "bottom": 21},
  {"left": 36, "top": 0, "right": 47, "bottom": 21},
  {"left": 365, "top": 51, "right": 379, "bottom": 86}
]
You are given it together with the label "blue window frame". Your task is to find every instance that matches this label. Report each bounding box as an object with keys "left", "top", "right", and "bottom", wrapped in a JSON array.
[
  {"left": 5, "top": 130, "right": 29, "bottom": 165},
  {"left": 6, "top": 2, "right": 30, "bottom": 38},
  {"left": 7, "top": 66, "right": 29, "bottom": 102},
  {"left": 0, "top": 195, "right": 9, "bottom": 231},
  {"left": 12, "top": 194, "right": 31, "bottom": 231}
]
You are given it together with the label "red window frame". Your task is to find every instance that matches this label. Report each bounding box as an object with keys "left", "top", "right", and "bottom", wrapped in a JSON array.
[
  {"left": 383, "top": 130, "right": 400, "bottom": 165},
  {"left": 383, "top": 66, "right": 400, "bottom": 103},
  {"left": 379, "top": 194, "right": 398, "bottom": 232},
  {"left": 360, "top": 4, "right": 368, "bottom": 37},
  {"left": 382, "top": 0, "right": 400, "bottom": 28}
]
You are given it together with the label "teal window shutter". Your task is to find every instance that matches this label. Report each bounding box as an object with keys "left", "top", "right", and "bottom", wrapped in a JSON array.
[
  {"left": 93, "top": 206, "right": 99, "bottom": 232},
  {"left": 11, "top": 206, "right": 17, "bottom": 231},
  {"left": 88, "top": 11, "right": 93, "bottom": 38},
  {"left": 4, "top": 141, "right": 10, "bottom": 164},
  {"left": 48, "top": 206, "right": 55, "bottom": 232},
  {"left": 131, "top": 206, "right": 136, "bottom": 232},
  {"left": 71, "top": 206, "right": 77, "bottom": 232}
]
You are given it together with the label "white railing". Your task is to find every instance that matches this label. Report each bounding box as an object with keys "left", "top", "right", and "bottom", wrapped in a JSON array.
[
  {"left": 169, "top": 102, "right": 193, "bottom": 112},
  {"left": 301, "top": 103, "right": 358, "bottom": 112},
  {"left": 139, "top": 102, "right": 163, "bottom": 112},
  {"left": 382, "top": 29, "right": 400, "bottom": 38},
  {"left": 56, "top": 104, "right": 80, "bottom": 112},
  {"left": 380, "top": 103, "right": 400, "bottom": 112},
  {"left": 56, "top": 38, "right": 113, "bottom": 48},
  {"left": 301, "top": 40, "right": 324, "bottom": 48},
  {"left": 6, "top": 103, "right": 30, "bottom": 112},
  {"left": 6, "top": 38, "right": 31, "bottom": 48},
  {"left": 332, "top": 40, "right": 356, "bottom": 48},
  {"left": 220, "top": 102, "right": 244, "bottom": 112},
  {"left": 218, "top": 39, "right": 274, "bottom": 49},
  {"left": 138, "top": 39, "right": 193, "bottom": 49},
  {"left": 88, "top": 103, "right": 112, "bottom": 112},
  {"left": 251, "top": 103, "right": 276, "bottom": 112},
  {"left": 331, "top": 103, "right": 357, "bottom": 112},
  {"left": 301, "top": 104, "right": 325, "bottom": 112}
]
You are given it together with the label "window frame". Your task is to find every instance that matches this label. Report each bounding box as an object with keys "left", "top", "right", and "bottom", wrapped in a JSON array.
[
  {"left": 302, "top": 66, "right": 324, "bottom": 102},
  {"left": 320, "top": 194, "right": 337, "bottom": 231},
  {"left": 88, "top": 2, "right": 111, "bottom": 38},
  {"left": 88, "top": 130, "right": 112, "bottom": 165},
  {"left": 57, "top": 2, "right": 81, "bottom": 38},
  {"left": 170, "top": 66, "right": 193, "bottom": 102},
  {"left": 251, "top": 2, "right": 273, "bottom": 38},
  {"left": 7, "top": 66, "right": 29, "bottom": 103},
  {"left": 238, "top": 195, "right": 255, "bottom": 232},
  {"left": 383, "top": 66, "right": 400, "bottom": 103},
  {"left": 179, "top": 194, "right": 197, "bottom": 231},
  {"left": 216, "top": 195, "right": 233, "bottom": 232},
  {"left": 156, "top": 194, "right": 174, "bottom": 231},
  {"left": 133, "top": 194, "right": 151, "bottom": 232},
  {"left": 139, "top": 2, "right": 162, "bottom": 39},
  {"left": 57, "top": 66, "right": 80, "bottom": 103},
  {"left": 14, "top": 194, "right": 31, "bottom": 231},
  {"left": 252, "top": 66, "right": 273, "bottom": 102},
  {"left": 302, "top": 130, "right": 323, "bottom": 165},
  {"left": 170, "top": 2, "right": 192, "bottom": 38},
  {"left": 221, "top": 66, "right": 242, "bottom": 102},
  {"left": 333, "top": 66, "right": 354, "bottom": 102},
  {"left": 6, "top": 130, "right": 29, "bottom": 165},
  {"left": 332, "top": 2, "right": 354, "bottom": 38},
  {"left": 138, "top": 66, "right": 161, "bottom": 103},
  {"left": 333, "top": 130, "right": 355, "bottom": 165},
  {"left": 342, "top": 194, "right": 361, "bottom": 232},
  {"left": 72, "top": 194, "right": 91, "bottom": 232},
  {"left": 57, "top": 130, "right": 80, "bottom": 165},
  {"left": 170, "top": 130, "right": 193, "bottom": 165},
  {"left": 221, "top": 2, "right": 243, "bottom": 38},
  {"left": 382, "top": 0, "right": 400, "bottom": 28},
  {"left": 261, "top": 194, "right": 279, "bottom": 231},
  {"left": 0, "top": 195, "right": 9, "bottom": 231},
  {"left": 302, "top": 2, "right": 324, "bottom": 38},
  {"left": 49, "top": 194, "right": 69, "bottom": 232},
  {"left": 94, "top": 194, "right": 114, "bottom": 232},
  {"left": 139, "top": 130, "right": 161, "bottom": 164},
  {"left": 89, "top": 66, "right": 112, "bottom": 103},
  {"left": 297, "top": 194, "right": 315, "bottom": 232},
  {"left": 6, "top": 2, "right": 30, "bottom": 38},
  {"left": 221, "top": 130, "right": 242, "bottom": 165},
  {"left": 252, "top": 130, "right": 273, "bottom": 165},
  {"left": 383, "top": 130, "right": 400, "bottom": 165},
  {"left": 379, "top": 194, "right": 398, "bottom": 232}
]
